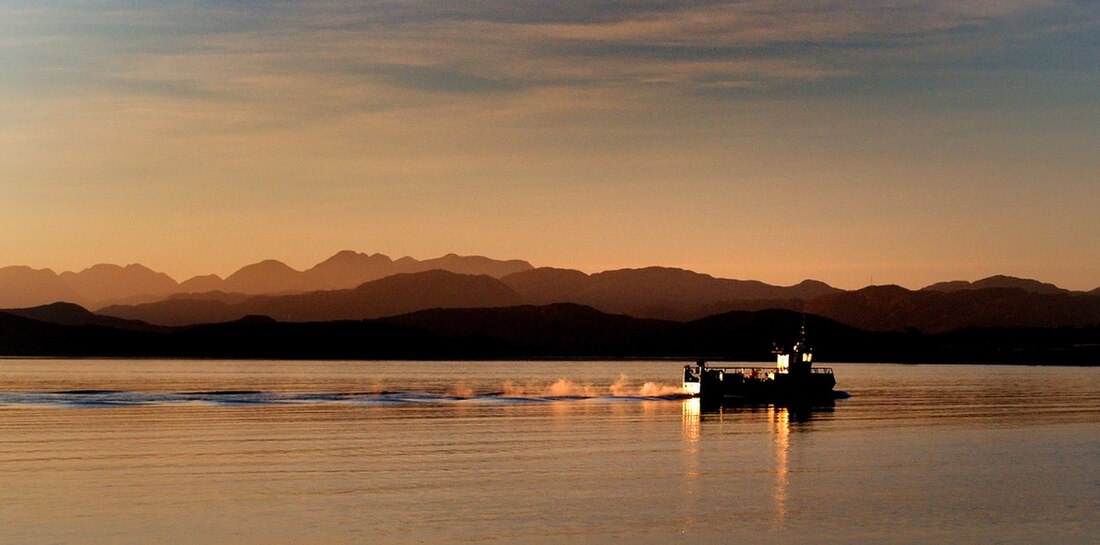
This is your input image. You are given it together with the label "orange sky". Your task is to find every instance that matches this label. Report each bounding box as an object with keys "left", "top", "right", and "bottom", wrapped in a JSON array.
[{"left": 2, "top": 1, "right": 1098, "bottom": 290}]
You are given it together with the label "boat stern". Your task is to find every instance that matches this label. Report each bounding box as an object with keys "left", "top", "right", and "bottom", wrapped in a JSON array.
[{"left": 682, "top": 364, "right": 702, "bottom": 396}]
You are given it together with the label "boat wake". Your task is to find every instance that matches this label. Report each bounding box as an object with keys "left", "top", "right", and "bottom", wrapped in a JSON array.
[{"left": 0, "top": 388, "right": 690, "bottom": 408}]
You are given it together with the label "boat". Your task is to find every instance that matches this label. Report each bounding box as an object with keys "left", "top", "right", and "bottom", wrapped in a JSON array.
[{"left": 681, "top": 326, "right": 837, "bottom": 404}]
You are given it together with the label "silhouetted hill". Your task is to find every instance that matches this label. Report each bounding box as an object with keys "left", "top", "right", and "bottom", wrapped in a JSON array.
[
  {"left": 100, "top": 270, "right": 524, "bottom": 326},
  {"left": 3, "top": 253, "right": 1096, "bottom": 335},
  {"left": 237, "top": 270, "right": 524, "bottom": 322},
  {"left": 99, "top": 298, "right": 240, "bottom": 327},
  {"left": 583, "top": 267, "right": 767, "bottom": 318},
  {"left": 179, "top": 274, "right": 224, "bottom": 293},
  {"left": 0, "top": 311, "right": 164, "bottom": 357},
  {"left": 384, "top": 305, "right": 918, "bottom": 361},
  {"left": 922, "top": 275, "right": 1069, "bottom": 295},
  {"left": 0, "top": 310, "right": 453, "bottom": 359},
  {"left": 806, "top": 285, "right": 1100, "bottom": 333},
  {"left": 222, "top": 259, "right": 307, "bottom": 294},
  {"left": 94, "top": 267, "right": 1100, "bottom": 333},
  {"left": 1, "top": 302, "right": 162, "bottom": 331},
  {"left": 500, "top": 268, "right": 595, "bottom": 304},
  {"left": 503, "top": 267, "right": 840, "bottom": 320},
  {"left": 662, "top": 309, "right": 878, "bottom": 361},
  {"left": 401, "top": 253, "right": 533, "bottom": 277},
  {"left": 5, "top": 304, "right": 1099, "bottom": 363},
  {"left": 381, "top": 303, "right": 669, "bottom": 355},
  {"left": 166, "top": 291, "right": 254, "bottom": 304}
]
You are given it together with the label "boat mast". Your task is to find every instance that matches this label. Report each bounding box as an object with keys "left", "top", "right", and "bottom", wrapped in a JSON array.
[{"left": 790, "top": 318, "right": 812, "bottom": 374}]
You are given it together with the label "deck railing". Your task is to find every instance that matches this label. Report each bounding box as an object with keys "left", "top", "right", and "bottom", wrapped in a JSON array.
[{"left": 695, "top": 365, "right": 833, "bottom": 375}]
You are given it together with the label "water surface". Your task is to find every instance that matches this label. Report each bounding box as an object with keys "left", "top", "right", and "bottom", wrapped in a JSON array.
[{"left": 1, "top": 360, "right": 1097, "bottom": 544}]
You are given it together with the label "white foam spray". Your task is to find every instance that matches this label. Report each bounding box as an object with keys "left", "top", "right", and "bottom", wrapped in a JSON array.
[{"left": 498, "top": 374, "right": 681, "bottom": 398}]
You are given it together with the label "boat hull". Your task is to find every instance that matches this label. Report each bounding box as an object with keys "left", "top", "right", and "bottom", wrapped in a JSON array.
[{"left": 686, "top": 365, "right": 836, "bottom": 405}]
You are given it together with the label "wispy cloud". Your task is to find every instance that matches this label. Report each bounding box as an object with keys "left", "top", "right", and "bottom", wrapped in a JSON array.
[
  {"left": 5, "top": 0, "right": 1094, "bottom": 114},
  {"left": 1, "top": 1, "right": 1099, "bottom": 289}
]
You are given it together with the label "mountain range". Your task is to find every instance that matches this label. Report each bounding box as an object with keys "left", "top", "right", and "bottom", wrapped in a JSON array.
[
  {"left": 2, "top": 251, "right": 1099, "bottom": 335},
  {"left": 0, "top": 251, "right": 533, "bottom": 308},
  {"left": 3, "top": 302, "right": 1098, "bottom": 364}
]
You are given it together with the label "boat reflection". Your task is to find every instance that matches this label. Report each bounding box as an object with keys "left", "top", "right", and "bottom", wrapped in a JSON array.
[
  {"left": 681, "top": 397, "right": 702, "bottom": 443},
  {"left": 697, "top": 398, "right": 834, "bottom": 418},
  {"left": 679, "top": 398, "right": 703, "bottom": 531},
  {"left": 680, "top": 400, "right": 834, "bottom": 529},
  {"left": 772, "top": 405, "right": 789, "bottom": 528}
]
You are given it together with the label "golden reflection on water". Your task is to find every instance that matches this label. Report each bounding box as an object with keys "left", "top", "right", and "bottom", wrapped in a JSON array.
[
  {"left": 771, "top": 406, "right": 790, "bottom": 529},
  {"left": 681, "top": 398, "right": 701, "bottom": 444},
  {"left": 678, "top": 400, "right": 792, "bottom": 529},
  {"left": 679, "top": 398, "right": 702, "bottom": 532}
]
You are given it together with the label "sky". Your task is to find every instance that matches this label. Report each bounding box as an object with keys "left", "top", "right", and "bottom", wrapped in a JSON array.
[{"left": 1, "top": 1, "right": 1098, "bottom": 290}]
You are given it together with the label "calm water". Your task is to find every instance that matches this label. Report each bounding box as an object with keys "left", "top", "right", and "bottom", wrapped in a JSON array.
[{"left": 1, "top": 360, "right": 1098, "bottom": 544}]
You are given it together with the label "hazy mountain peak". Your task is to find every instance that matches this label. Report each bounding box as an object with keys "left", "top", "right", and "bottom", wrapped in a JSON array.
[
  {"left": 922, "top": 275, "right": 1067, "bottom": 294},
  {"left": 223, "top": 259, "right": 305, "bottom": 294},
  {"left": 974, "top": 275, "right": 1066, "bottom": 294},
  {"left": 397, "top": 253, "right": 534, "bottom": 278},
  {"left": 76, "top": 263, "right": 122, "bottom": 274},
  {"left": 0, "top": 266, "right": 77, "bottom": 309},
  {"left": 306, "top": 251, "right": 397, "bottom": 290},
  {"left": 179, "top": 274, "right": 225, "bottom": 293},
  {"left": 352, "top": 268, "right": 483, "bottom": 290},
  {"left": 227, "top": 260, "right": 299, "bottom": 277},
  {"left": 255, "top": 259, "right": 295, "bottom": 269},
  {"left": 0, "top": 266, "right": 47, "bottom": 278},
  {"left": 172, "top": 251, "right": 535, "bottom": 297},
  {"left": 607, "top": 265, "right": 708, "bottom": 275},
  {"left": 782, "top": 279, "right": 841, "bottom": 299},
  {"left": 592, "top": 266, "right": 718, "bottom": 284},
  {"left": 319, "top": 250, "right": 387, "bottom": 263},
  {"left": 55, "top": 262, "right": 179, "bottom": 306},
  {"left": 857, "top": 284, "right": 910, "bottom": 294},
  {"left": 69, "top": 262, "right": 152, "bottom": 275},
  {"left": 312, "top": 250, "right": 392, "bottom": 267}
]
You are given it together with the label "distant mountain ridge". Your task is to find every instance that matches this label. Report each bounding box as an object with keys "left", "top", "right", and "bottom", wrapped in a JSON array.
[
  {"left": 1, "top": 302, "right": 163, "bottom": 332},
  {"left": 921, "top": 275, "right": 1069, "bottom": 295},
  {"left": 501, "top": 266, "right": 841, "bottom": 320},
  {"left": 93, "top": 268, "right": 1100, "bottom": 334},
  {"left": 97, "top": 267, "right": 844, "bottom": 326},
  {"left": 0, "top": 266, "right": 79, "bottom": 308},
  {"left": 3, "top": 252, "right": 1099, "bottom": 334},
  {"left": 0, "top": 252, "right": 535, "bottom": 308},
  {"left": 214, "top": 252, "right": 535, "bottom": 295},
  {"left": 99, "top": 270, "right": 524, "bottom": 326},
  {"left": 807, "top": 285, "right": 1100, "bottom": 333}
]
